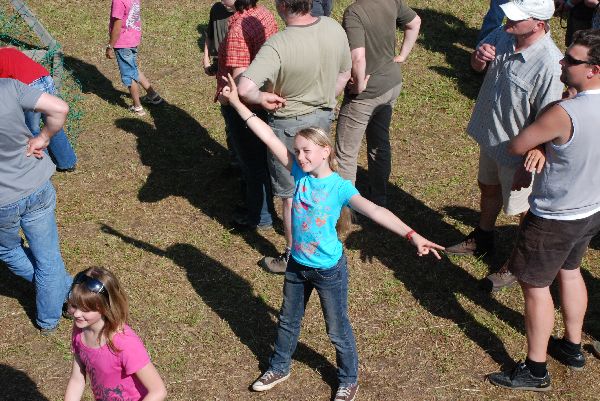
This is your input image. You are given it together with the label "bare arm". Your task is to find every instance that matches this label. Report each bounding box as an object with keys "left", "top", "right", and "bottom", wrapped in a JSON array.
[
  {"left": 27, "top": 93, "right": 69, "bottom": 158},
  {"left": 136, "top": 363, "right": 167, "bottom": 401},
  {"left": 232, "top": 67, "right": 247, "bottom": 80},
  {"left": 64, "top": 356, "right": 86, "bottom": 401},
  {"left": 347, "top": 47, "right": 369, "bottom": 95},
  {"left": 203, "top": 38, "right": 214, "bottom": 75},
  {"left": 237, "top": 76, "right": 286, "bottom": 111},
  {"left": 394, "top": 14, "right": 421, "bottom": 63},
  {"left": 220, "top": 74, "right": 292, "bottom": 170},
  {"left": 508, "top": 104, "right": 572, "bottom": 155},
  {"left": 348, "top": 194, "right": 444, "bottom": 259},
  {"left": 335, "top": 70, "right": 351, "bottom": 96},
  {"left": 106, "top": 18, "right": 122, "bottom": 59}
]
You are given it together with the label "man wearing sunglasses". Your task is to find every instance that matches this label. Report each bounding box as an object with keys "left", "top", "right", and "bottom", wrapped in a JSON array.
[
  {"left": 447, "top": 0, "right": 564, "bottom": 291},
  {"left": 488, "top": 28, "right": 600, "bottom": 391},
  {"left": 0, "top": 78, "right": 73, "bottom": 334}
]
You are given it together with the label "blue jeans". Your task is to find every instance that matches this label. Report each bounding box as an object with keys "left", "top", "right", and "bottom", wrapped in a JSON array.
[
  {"left": 477, "top": 0, "right": 508, "bottom": 44},
  {"left": 221, "top": 105, "right": 274, "bottom": 226},
  {"left": 0, "top": 181, "right": 72, "bottom": 329},
  {"left": 115, "top": 47, "right": 140, "bottom": 86},
  {"left": 269, "top": 253, "right": 358, "bottom": 385},
  {"left": 26, "top": 76, "right": 77, "bottom": 170},
  {"left": 311, "top": 0, "right": 332, "bottom": 17}
]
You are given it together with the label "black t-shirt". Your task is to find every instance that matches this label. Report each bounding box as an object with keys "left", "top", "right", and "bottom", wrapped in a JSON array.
[{"left": 206, "top": 2, "right": 234, "bottom": 57}]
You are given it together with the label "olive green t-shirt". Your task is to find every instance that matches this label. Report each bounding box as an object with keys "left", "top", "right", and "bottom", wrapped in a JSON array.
[
  {"left": 343, "top": 0, "right": 417, "bottom": 100},
  {"left": 242, "top": 17, "right": 351, "bottom": 118}
]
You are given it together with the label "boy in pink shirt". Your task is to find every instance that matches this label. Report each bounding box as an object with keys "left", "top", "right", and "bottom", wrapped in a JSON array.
[{"left": 106, "top": 0, "right": 162, "bottom": 116}]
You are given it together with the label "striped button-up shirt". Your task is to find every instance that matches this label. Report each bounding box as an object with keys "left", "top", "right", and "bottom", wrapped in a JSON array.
[{"left": 467, "top": 27, "right": 563, "bottom": 167}]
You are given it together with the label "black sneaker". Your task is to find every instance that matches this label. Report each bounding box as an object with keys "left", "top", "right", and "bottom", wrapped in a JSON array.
[
  {"left": 548, "top": 336, "right": 585, "bottom": 371},
  {"left": 488, "top": 361, "right": 551, "bottom": 392},
  {"left": 445, "top": 228, "right": 494, "bottom": 257}
]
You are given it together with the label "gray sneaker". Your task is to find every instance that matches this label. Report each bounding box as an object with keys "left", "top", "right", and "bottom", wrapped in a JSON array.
[
  {"left": 486, "top": 264, "right": 517, "bottom": 292},
  {"left": 592, "top": 341, "right": 600, "bottom": 359},
  {"left": 334, "top": 383, "right": 359, "bottom": 401},
  {"left": 251, "top": 370, "right": 290, "bottom": 391},
  {"left": 260, "top": 249, "right": 290, "bottom": 274}
]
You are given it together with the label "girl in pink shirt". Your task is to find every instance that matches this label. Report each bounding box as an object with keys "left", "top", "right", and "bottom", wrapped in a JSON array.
[{"left": 64, "top": 267, "right": 166, "bottom": 401}]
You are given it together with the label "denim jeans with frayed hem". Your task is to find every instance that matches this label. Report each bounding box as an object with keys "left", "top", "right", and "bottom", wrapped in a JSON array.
[
  {"left": 26, "top": 76, "right": 77, "bottom": 170},
  {"left": 0, "top": 180, "right": 72, "bottom": 329},
  {"left": 477, "top": 0, "right": 508, "bottom": 44},
  {"left": 269, "top": 253, "right": 358, "bottom": 385}
]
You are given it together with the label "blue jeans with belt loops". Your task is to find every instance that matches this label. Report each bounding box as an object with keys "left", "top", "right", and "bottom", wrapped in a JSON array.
[
  {"left": 268, "top": 253, "right": 358, "bottom": 385},
  {"left": 0, "top": 181, "right": 72, "bottom": 329}
]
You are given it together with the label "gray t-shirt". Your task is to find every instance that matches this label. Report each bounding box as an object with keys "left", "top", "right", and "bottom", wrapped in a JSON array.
[
  {"left": 0, "top": 78, "right": 55, "bottom": 206},
  {"left": 243, "top": 17, "right": 351, "bottom": 118}
]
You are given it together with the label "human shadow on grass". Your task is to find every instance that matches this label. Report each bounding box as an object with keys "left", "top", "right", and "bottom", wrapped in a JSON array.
[
  {"left": 413, "top": 8, "right": 483, "bottom": 100},
  {"left": 63, "top": 55, "right": 129, "bottom": 109},
  {"left": 0, "top": 262, "right": 38, "bottom": 327},
  {"left": 100, "top": 224, "right": 339, "bottom": 389},
  {"left": 0, "top": 364, "right": 49, "bottom": 401},
  {"left": 345, "top": 168, "right": 524, "bottom": 369},
  {"left": 114, "top": 100, "right": 279, "bottom": 259}
]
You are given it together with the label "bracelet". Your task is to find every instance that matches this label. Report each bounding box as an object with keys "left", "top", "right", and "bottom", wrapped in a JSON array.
[
  {"left": 405, "top": 229, "right": 416, "bottom": 241},
  {"left": 106, "top": 44, "right": 113, "bottom": 50},
  {"left": 244, "top": 113, "right": 256, "bottom": 125}
]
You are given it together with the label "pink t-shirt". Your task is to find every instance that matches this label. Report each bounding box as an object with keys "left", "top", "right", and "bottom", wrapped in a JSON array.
[
  {"left": 109, "top": 0, "right": 142, "bottom": 48},
  {"left": 72, "top": 324, "right": 151, "bottom": 401}
]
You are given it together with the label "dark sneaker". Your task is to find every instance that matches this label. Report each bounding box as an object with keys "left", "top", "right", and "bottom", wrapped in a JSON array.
[
  {"left": 485, "top": 262, "right": 517, "bottom": 292},
  {"left": 251, "top": 370, "right": 290, "bottom": 391},
  {"left": 260, "top": 249, "right": 290, "bottom": 274},
  {"left": 592, "top": 341, "right": 600, "bottom": 359},
  {"left": 232, "top": 215, "right": 273, "bottom": 232},
  {"left": 56, "top": 165, "right": 76, "bottom": 173},
  {"left": 40, "top": 326, "right": 58, "bottom": 336},
  {"left": 446, "top": 228, "right": 494, "bottom": 257},
  {"left": 548, "top": 336, "right": 585, "bottom": 371},
  {"left": 334, "top": 383, "right": 359, "bottom": 401},
  {"left": 141, "top": 93, "right": 164, "bottom": 105},
  {"left": 488, "top": 361, "right": 551, "bottom": 392}
]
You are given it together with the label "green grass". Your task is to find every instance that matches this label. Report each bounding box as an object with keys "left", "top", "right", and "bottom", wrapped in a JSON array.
[{"left": 1, "top": 1, "right": 599, "bottom": 400}]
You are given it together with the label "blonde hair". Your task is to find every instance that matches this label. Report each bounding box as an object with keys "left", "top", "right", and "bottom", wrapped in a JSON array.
[
  {"left": 68, "top": 267, "right": 129, "bottom": 353},
  {"left": 295, "top": 127, "right": 352, "bottom": 236}
]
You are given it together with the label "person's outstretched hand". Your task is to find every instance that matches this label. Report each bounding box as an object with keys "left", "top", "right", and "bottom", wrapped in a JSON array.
[
  {"left": 410, "top": 234, "right": 444, "bottom": 260},
  {"left": 218, "top": 73, "right": 240, "bottom": 106}
]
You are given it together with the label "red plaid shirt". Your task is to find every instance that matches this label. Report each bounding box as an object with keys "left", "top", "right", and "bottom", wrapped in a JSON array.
[{"left": 215, "top": 5, "right": 278, "bottom": 99}]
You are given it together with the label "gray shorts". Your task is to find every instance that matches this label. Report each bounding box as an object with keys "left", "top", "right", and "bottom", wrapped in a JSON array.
[
  {"left": 477, "top": 149, "right": 532, "bottom": 216},
  {"left": 267, "top": 109, "right": 334, "bottom": 197}
]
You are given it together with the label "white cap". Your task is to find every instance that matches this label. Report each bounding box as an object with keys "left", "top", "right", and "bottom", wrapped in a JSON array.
[{"left": 500, "top": 0, "right": 554, "bottom": 21}]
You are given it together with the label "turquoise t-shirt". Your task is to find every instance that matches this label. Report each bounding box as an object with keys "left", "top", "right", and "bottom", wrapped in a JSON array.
[{"left": 290, "top": 161, "right": 359, "bottom": 269}]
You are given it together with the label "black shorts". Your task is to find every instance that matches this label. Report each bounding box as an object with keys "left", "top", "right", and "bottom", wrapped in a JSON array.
[{"left": 508, "top": 211, "right": 600, "bottom": 287}]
